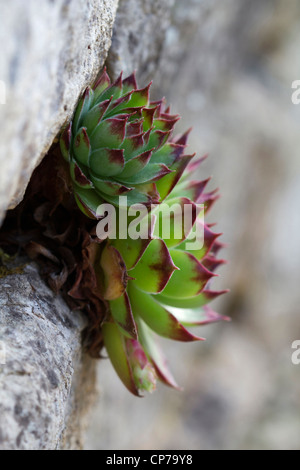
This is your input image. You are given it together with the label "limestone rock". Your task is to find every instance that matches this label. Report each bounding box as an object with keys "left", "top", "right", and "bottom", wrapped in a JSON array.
[
  {"left": 106, "top": 0, "right": 175, "bottom": 85},
  {"left": 0, "top": 0, "right": 119, "bottom": 224},
  {"left": 0, "top": 262, "right": 96, "bottom": 450}
]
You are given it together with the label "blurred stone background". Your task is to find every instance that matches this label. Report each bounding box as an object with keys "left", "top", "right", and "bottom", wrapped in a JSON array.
[{"left": 85, "top": 0, "right": 300, "bottom": 450}]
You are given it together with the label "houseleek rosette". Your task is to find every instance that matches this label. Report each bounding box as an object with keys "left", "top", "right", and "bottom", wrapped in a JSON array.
[
  {"left": 60, "top": 67, "right": 183, "bottom": 216},
  {"left": 60, "top": 69, "right": 228, "bottom": 395}
]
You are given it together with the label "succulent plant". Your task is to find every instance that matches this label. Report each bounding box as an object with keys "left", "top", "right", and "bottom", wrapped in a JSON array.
[
  {"left": 60, "top": 67, "right": 186, "bottom": 217},
  {"left": 60, "top": 68, "right": 228, "bottom": 396}
]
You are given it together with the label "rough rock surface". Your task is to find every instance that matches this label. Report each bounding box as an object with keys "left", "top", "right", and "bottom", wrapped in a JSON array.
[
  {"left": 0, "top": 0, "right": 118, "bottom": 223},
  {"left": 0, "top": 262, "right": 96, "bottom": 450},
  {"left": 106, "top": 0, "right": 175, "bottom": 85}
]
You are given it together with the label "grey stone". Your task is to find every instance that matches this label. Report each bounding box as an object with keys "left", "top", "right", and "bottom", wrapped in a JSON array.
[
  {"left": 106, "top": 0, "right": 175, "bottom": 85},
  {"left": 0, "top": 262, "right": 96, "bottom": 450},
  {"left": 0, "top": 0, "right": 119, "bottom": 223}
]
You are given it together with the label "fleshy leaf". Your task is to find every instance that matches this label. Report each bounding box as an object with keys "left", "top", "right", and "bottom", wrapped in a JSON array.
[
  {"left": 81, "top": 99, "right": 112, "bottom": 133},
  {"left": 177, "top": 222, "right": 221, "bottom": 261},
  {"left": 120, "top": 163, "right": 172, "bottom": 185},
  {"left": 153, "top": 197, "right": 201, "bottom": 248},
  {"left": 170, "top": 178, "right": 211, "bottom": 201},
  {"left": 118, "top": 150, "right": 153, "bottom": 178},
  {"left": 198, "top": 189, "right": 220, "bottom": 212},
  {"left": 130, "top": 239, "right": 178, "bottom": 294},
  {"left": 92, "top": 67, "right": 111, "bottom": 103},
  {"left": 109, "top": 292, "right": 138, "bottom": 339},
  {"left": 99, "top": 244, "right": 128, "bottom": 300},
  {"left": 98, "top": 72, "right": 123, "bottom": 102},
  {"left": 136, "top": 317, "right": 181, "bottom": 390},
  {"left": 125, "top": 339, "right": 157, "bottom": 393},
  {"left": 170, "top": 305, "right": 231, "bottom": 326},
  {"left": 95, "top": 188, "right": 155, "bottom": 207},
  {"left": 60, "top": 123, "right": 71, "bottom": 162},
  {"left": 201, "top": 255, "right": 227, "bottom": 272},
  {"left": 127, "top": 82, "right": 152, "bottom": 108},
  {"left": 145, "top": 130, "right": 171, "bottom": 151},
  {"left": 72, "top": 87, "right": 92, "bottom": 132},
  {"left": 89, "top": 118, "right": 127, "bottom": 149},
  {"left": 142, "top": 107, "right": 157, "bottom": 131},
  {"left": 126, "top": 119, "right": 144, "bottom": 137},
  {"left": 102, "top": 322, "right": 140, "bottom": 396},
  {"left": 156, "top": 154, "right": 194, "bottom": 200},
  {"left": 70, "top": 160, "right": 93, "bottom": 189},
  {"left": 150, "top": 143, "right": 185, "bottom": 166},
  {"left": 153, "top": 117, "right": 180, "bottom": 132},
  {"left": 122, "top": 133, "right": 145, "bottom": 160},
  {"left": 73, "top": 127, "right": 91, "bottom": 166},
  {"left": 74, "top": 187, "right": 104, "bottom": 219},
  {"left": 173, "top": 128, "right": 192, "bottom": 146},
  {"left": 129, "top": 283, "right": 204, "bottom": 341},
  {"left": 156, "top": 289, "right": 229, "bottom": 309},
  {"left": 90, "top": 173, "right": 133, "bottom": 196},
  {"left": 161, "top": 249, "right": 216, "bottom": 299},
  {"left": 89, "top": 148, "right": 125, "bottom": 177},
  {"left": 111, "top": 214, "right": 154, "bottom": 270},
  {"left": 122, "top": 71, "right": 138, "bottom": 94}
]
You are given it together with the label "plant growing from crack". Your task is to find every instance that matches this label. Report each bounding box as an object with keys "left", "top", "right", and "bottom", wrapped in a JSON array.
[
  {"left": 0, "top": 68, "right": 228, "bottom": 395},
  {"left": 58, "top": 68, "right": 229, "bottom": 395}
]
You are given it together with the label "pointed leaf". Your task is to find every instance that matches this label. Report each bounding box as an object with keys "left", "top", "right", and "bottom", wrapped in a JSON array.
[
  {"left": 95, "top": 188, "right": 154, "bottom": 207},
  {"left": 122, "top": 71, "right": 138, "bottom": 94},
  {"left": 72, "top": 87, "right": 92, "bottom": 132},
  {"left": 149, "top": 98, "right": 166, "bottom": 117},
  {"left": 156, "top": 154, "right": 194, "bottom": 200},
  {"left": 126, "top": 119, "right": 144, "bottom": 137},
  {"left": 81, "top": 99, "right": 112, "bottom": 133},
  {"left": 74, "top": 187, "right": 104, "bottom": 219},
  {"left": 136, "top": 317, "right": 181, "bottom": 390},
  {"left": 150, "top": 143, "right": 185, "bottom": 166},
  {"left": 127, "top": 82, "right": 151, "bottom": 108},
  {"left": 153, "top": 117, "right": 180, "bottom": 132},
  {"left": 111, "top": 214, "right": 154, "bottom": 269},
  {"left": 176, "top": 222, "right": 221, "bottom": 261},
  {"left": 99, "top": 244, "right": 128, "bottom": 300},
  {"left": 89, "top": 148, "right": 125, "bottom": 177},
  {"left": 145, "top": 130, "right": 170, "bottom": 151},
  {"left": 120, "top": 163, "right": 172, "bottom": 185},
  {"left": 170, "top": 178, "right": 211, "bottom": 202},
  {"left": 125, "top": 339, "right": 157, "bottom": 393},
  {"left": 198, "top": 189, "right": 220, "bottom": 213},
  {"left": 153, "top": 197, "right": 201, "bottom": 248},
  {"left": 109, "top": 292, "right": 138, "bottom": 339},
  {"left": 161, "top": 249, "right": 216, "bottom": 299},
  {"left": 73, "top": 127, "right": 91, "bottom": 166},
  {"left": 118, "top": 150, "right": 152, "bottom": 178},
  {"left": 60, "top": 123, "right": 71, "bottom": 161},
  {"left": 90, "top": 173, "right": 133, "bottom": 196},
  {"left": 92, "top": 67, "right": 111, "bottom": 103},
  {"left": 70, "top": 160, "right": 93, "bottom": 188},
  {"left": 98, "top": 72, "right": 123, "bottom": 102},
  {"left": 89, "top": 118, "right": 127, "bottom": 149},
  {"left": 129, "top": 284, "right": 204, "bottom": 341},
  {"left": 130, "top": 239, "right": 177, "bottom": 294},
  {"left": 142, "top": 107, "right": 158, "bottom": 131},
  {"left": 105, "top": 91, "right": 134, "bottom": 118},
  {"left": 102, "top": 322, "right": 140, "bottom": 396},
  {"left": 170, "top": 305, "right": 231, "bottom": 326},
  {"left": 173, "top": 128, "right": 192, "bottom": 146},
  {"left": 122, "top": 133, "right": 145, "bottom": 160},
  {"left": 201, "top": 255, "right": 227, "bottom": 272},
  {"left": 156, "top": 289, "right": 229, "bottom": 309}
]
